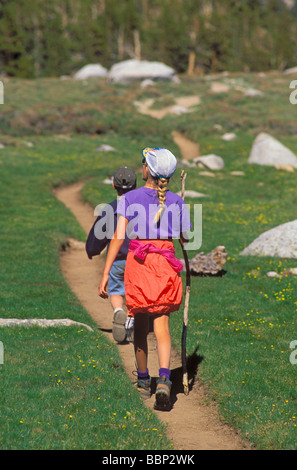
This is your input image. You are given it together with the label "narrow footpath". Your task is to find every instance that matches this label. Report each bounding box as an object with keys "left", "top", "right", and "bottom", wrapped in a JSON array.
[{"left": 53, "top": 181, "right": 250, "bottom": 451}]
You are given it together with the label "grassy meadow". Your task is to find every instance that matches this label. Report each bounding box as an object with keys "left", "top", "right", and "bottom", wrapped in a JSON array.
[{"left": 0, "top": 71, "right": 297, "bottom": 449}]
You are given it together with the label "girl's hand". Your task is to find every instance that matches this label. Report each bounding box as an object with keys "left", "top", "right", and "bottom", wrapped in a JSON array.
[{"left": 98, "top": 273, "right": 109, "bottom": 299}]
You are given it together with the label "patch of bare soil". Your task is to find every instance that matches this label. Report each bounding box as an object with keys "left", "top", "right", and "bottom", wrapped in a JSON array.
[
  {"left": 172, "top": 131, "right": 199, "bottom": 161},
  {"left": 135, "top": 95, "right": 200, "bottom": 121},
  {"left": 53, "top": 181, "right": 250, "bottom": 451}
]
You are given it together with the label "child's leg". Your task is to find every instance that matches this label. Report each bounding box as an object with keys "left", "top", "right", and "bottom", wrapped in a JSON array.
[
  {"left": 109, "top": 261, "right": 127, "bottom": 343},
  {"left": 153, "top": 314, "right": 171, "bottom": 370},
  {"left": 110, "top": 294, "right": 124, "bottom": 311},
  {"left": 134, "top": 313, "right": 151, "bottom": 398},
  {"left": 153, "top": 313, "right": 172, "bottom": 410},
  {"left": 134, "top": 313, "right": 150, "bottom": 373}
]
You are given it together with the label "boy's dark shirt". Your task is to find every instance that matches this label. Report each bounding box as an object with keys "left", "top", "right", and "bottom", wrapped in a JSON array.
[{"left": 86, "top": 199, "right": 129, "bottom": 260}]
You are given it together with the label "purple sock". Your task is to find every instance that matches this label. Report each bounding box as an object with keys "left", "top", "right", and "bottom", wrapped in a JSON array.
[
  {"left": 137, "top": 369, "right": 150, "bottom": 379},
  {"left": 159, "top": 368, "right": 171, "bottom": 380}
]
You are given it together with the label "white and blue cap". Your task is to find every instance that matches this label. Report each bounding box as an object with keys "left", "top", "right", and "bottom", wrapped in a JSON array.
[{"left": 142, "top": 147, "right": 177, "bottom": 179}]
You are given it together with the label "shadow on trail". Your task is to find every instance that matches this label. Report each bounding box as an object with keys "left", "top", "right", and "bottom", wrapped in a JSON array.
[
  {"left": 98, "top": 327, "right": 112, "bottom": 334},
  {"left": 150, "top": 346, "right": 203, "bottom": 409}
]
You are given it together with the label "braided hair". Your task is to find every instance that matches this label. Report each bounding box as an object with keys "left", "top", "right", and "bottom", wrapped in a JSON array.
[{"left": 154, "top": 177, "right": 169, "bottom": 223}]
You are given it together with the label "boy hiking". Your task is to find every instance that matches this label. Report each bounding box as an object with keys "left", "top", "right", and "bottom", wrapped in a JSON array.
[
  {"left": 98, "top": 148, "right": 191, "bottom": 411},
  {"left": 86, "top": 166, "right": 137, "bottom": 343}
]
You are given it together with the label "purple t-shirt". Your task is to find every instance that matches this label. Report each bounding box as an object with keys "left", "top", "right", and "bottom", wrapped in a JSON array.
[{"left": 116, "top": 186, "right": 191, "bottom": 239}]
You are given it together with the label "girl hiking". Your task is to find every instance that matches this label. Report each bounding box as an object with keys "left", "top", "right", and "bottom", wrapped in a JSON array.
[{"left": 98, "top": 147, "right": 191, "bottom": 411}]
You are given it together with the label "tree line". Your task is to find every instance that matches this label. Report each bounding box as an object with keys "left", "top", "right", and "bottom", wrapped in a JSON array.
[{"left": 0, "top": 0, "right": 296, "bottom": 78}]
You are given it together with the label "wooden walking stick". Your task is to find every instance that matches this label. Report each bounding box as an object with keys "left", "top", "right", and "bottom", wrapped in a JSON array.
[{"left": 180, "top": 170, "right": 191, "bottom": 395}]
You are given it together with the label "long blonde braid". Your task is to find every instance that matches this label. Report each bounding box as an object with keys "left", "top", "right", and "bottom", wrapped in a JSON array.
[{"left": 154, "top": 177, "right": 169, "bottom": 223}]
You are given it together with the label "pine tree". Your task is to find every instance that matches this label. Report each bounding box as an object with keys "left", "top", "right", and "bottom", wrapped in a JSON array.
[
  {"left": 38, "top": 6, "right": 71, "bottom": 77},
  {"left": 152, "top": 0, "right": 189, "bottom": 72},
  {"left": 0, "top": 1, "right": 33, "bottom": 77},
  {"left": 0, "top": 0, "right": 296, "bottom": 77},
  {"left": 68, "top": 1, "right": 109, "bottom": 68}
]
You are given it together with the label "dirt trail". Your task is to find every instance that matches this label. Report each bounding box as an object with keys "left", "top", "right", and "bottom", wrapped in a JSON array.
[
  {"left": 172, "top": 131, "right": 199, "bottom": 161},
  {"left": 135, "top": 95, "right": 201, "bottom": 121},
  {"left": 134, "top": 94, "right": 200, "bottom": 161},
  {"left": 54, "top": 181, "right": 249, "bottom": 450}
]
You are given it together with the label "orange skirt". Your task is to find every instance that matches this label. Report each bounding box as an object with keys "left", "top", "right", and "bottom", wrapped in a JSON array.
[{"left": 124, "top": 239, "right": 183, "bottom": 315}]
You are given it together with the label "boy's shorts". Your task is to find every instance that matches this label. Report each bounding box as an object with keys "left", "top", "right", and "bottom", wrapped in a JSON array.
[{"left": 109, "top": 259, "right": 126, "bottom": 296}]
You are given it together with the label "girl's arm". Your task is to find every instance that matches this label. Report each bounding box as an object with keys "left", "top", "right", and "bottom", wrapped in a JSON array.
[{"left": 98, "top": 215, "right": 128, "bottom": 298}]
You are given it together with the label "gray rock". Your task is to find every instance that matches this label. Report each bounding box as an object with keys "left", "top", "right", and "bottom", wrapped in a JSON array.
[
  {"left": 241, "top": 220, "right": 297, "bottom": 259},
  {"left": 95, "top": 144, "right": 116, "bottom": 152},
  {"left": 103, "top": 178, "right": 113, "bottom": 185},
  {"left": 267, "top": 267, "right": 297, "bottom": 278},
  {"left": 0, "top": 318, "right": 93, "bottom": 331},
  {"left": 221, "top": 132, "right": 236, "bottom": 141},
  {"left": 193, "top": 154, "right": 225, "bottom": 170},
  {"left": 188, "top": 246, "right": 228, "bottom": 276},
  {"left": 244, "top": 88, "right": 264, "bottom": 97},
  {"left": 248, "top": 133, "right": 297, "bottom": 169},
  {"left": 74, "top": 64, "right": 108, "bottom": 80},
  {"left": 266, "top": 271, "right": 281, "bottom": 278},
  {"left": 108, "top": 60, "right": 176, "bottom": 83},
  {"left": 284, "top": 66, "right": 297, "bottom": 74}
]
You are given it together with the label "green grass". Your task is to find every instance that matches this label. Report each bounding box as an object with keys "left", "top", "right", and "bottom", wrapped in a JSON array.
[
  {"left": 182, "top": 264, "right": 297, "bottom": 449},
  {"left": 0, "top": 327, "right": 171, "bottom": 450},
  {"left": 0, "top": 136, "right": 172, "bottom": 450},
  {"left": 84, "top": 162, "right": 297, "bottom": 450},
  {"left": 1, "top": 72, "right": 297, "bottom": 449}
]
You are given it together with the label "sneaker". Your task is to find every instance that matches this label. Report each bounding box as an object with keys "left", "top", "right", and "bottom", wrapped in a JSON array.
[
  {"left": 112, "top": 309, "right": 127, "bottom": 343},
  {"left": 125, "top": 316, "right": 134, "bottom": 342},
  {"left": 137, "top": 377, "right": 151, "bottom": 399},
  {"left": 154, "top": 376, "right": 172, "bottom": 411}
]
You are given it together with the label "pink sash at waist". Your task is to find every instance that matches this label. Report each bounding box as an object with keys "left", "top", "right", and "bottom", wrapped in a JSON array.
[{"left": 128, "top": 239, "right": 183, "bottom": 273}]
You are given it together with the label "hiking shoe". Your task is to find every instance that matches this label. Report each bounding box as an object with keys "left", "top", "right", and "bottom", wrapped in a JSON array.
[
  {"left": 112, "top": 309, "right": 127, "bottom": 343},
  {"left": 154, "top": 376, "right": 172, "bottom": 411},
  {"left": 125, "top": 316, "right": 134, "bottom": 342},
  {"left": 137, "top": 377, "right": 151, "bottom": 399}
]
